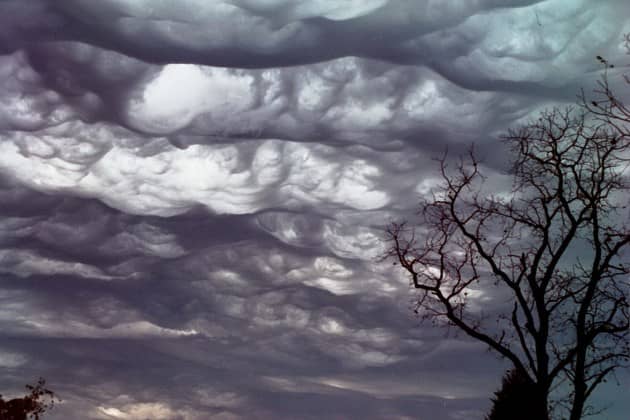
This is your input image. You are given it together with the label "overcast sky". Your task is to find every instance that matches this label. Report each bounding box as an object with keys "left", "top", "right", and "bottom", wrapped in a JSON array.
[{"left": 0, "top": 1, "right": 629, "bottom": 419}]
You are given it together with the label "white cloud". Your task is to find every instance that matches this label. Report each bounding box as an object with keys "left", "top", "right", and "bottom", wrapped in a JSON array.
[
  {"left": 0, "top": 350, "right": 27, "bottom": 368},
  {"left": 127, "top": 65, "right": 255, "bottom": 134},
  {"left": 98, "top": 402, "right": 180, "bottom": 420}
]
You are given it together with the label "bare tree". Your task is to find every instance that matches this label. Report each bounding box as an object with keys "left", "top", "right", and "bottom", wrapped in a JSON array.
[
  {"left": 386, "top": 63, "right": 629, "bottom": 418},
  {"left": 582, "top": 36, "right": 630, "bottom": 142}
]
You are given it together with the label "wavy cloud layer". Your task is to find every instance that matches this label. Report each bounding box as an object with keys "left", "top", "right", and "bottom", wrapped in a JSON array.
[{"left": 0, "top": 1, "right": 628, "bottom": 419}]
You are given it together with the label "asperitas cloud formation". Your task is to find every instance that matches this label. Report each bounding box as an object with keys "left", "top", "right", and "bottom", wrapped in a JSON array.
[{"left": 0, "top": 1, "right": 628, "bottom": 419}]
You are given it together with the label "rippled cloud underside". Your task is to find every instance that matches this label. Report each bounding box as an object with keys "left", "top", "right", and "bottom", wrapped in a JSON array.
[{"left": 0, "top": 1, "right": 629, "bottom": 419}]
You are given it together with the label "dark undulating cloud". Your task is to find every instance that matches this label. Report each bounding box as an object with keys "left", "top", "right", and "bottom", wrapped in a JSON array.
[{"left": 0, "top": 1, "right": 628, "bottom": 419}]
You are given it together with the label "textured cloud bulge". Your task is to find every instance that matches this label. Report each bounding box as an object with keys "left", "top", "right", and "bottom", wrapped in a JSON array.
[{"left": 0, "top": 0, "right": 629, "bottom": 419}]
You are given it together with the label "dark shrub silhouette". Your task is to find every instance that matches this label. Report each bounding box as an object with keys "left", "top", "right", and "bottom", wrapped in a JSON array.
[
  {"left": 0, "top": 379, "right": 58, "bottom": 420},
  {"left": 486, "top": 369, "right": 547, "bottom": 420}
]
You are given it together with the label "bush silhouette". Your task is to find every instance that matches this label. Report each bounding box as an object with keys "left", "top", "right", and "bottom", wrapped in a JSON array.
[
  {"left": 0, "top": 379, "right": 58, "bottom": 420},
  {"left": 486, "top": 369, "right": 547, "bottom": 420}
]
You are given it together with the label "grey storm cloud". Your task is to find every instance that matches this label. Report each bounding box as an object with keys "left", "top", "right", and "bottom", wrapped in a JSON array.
[{"left": 0, "top": 1, "right": 629, "bottom": 419}]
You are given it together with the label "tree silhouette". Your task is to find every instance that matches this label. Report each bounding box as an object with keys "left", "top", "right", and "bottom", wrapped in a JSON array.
[
  {"left": 386, "top": 54, "right": 629, "bottom": 419},
  {"left": 0, "top": 379, "right": 58, "bottom": 420},
  {"left": 486, "top": 368, "right": 543, "bottom": 420}
]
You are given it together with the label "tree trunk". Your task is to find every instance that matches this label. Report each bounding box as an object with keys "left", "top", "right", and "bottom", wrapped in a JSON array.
[
  {"left": 535, "top": 385, "right": 550, "bottom": 420},
  {"left": 569, "top": 380, "right": 586, "bottom": 420}
]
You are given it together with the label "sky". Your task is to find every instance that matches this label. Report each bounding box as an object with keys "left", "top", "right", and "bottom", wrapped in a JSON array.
[{"left": 0, "top": 0, "right": 629, "bottom": 419}]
